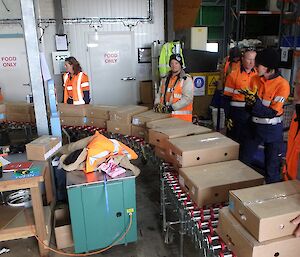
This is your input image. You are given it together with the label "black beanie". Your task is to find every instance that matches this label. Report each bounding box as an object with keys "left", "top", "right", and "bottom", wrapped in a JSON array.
[
  {"left": 229, "top": 47, "right": 241, "bottom": 62},
  {"left": 169, "top": 54, "right": 183, "bottom": 67},
  {"left": 256, "top": 48, "right": 280, "bottom": 69}
]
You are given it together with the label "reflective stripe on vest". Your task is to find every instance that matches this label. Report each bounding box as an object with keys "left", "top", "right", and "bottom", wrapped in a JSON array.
[
  {"left": 81, "top": 82, "right": 89, "bottom": 88},
  {"left": 252, "top": 116, "right": 282, "bottom": 125},
  {"left": 262, "top": 99, "right": 271, "bottom": 107},
  {"left": 76, "top": 72, "right": 84, "bottom": 104},
  {"left": 66, "top": 86, "right": 73, "bottom": 90},
  {"left": 172, "top": 110, "right": 192, "bottom": 115},
  {"left": 224, "top": 87, "right": 234, "bottom": 93},
  {"left": 230, "top": 101, "right": 245, "bottom": 107}
]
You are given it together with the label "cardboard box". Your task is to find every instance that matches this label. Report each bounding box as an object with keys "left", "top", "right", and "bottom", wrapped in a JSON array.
[
  {"left": 168, "top": 132, "right": 239, "bottom": 168},
  {"left": 149, "top": 124, "right": 211, "bottom": 149},
  {"left": 229, "top": 180, "right": 300, "bottom": 242},
  {"left": 6, "top": 113, "right": 35, "bottom": 123},
  {"left": 0, "top": 103, "right": 6, "bottom": 113},
  {"left": 131, "top": 125, "right": 148, "bottom": 140},
  {"left": 26, "top": 135, "right": 62, "bottom": 161},
  {"left": 60, "top": 116, "right": 87, "bottom": 126},
  {"left": 58, "top": 103, "right": 88, "bottom": 117},
  {"left": 107, "top": 120, "right": 132, "bottom": 135},
  {"left": 86, "top": 118, "right": 106, "bottom": 128},
  {"left": 146, "top": 117, "right": 189, "bottom": 129},
  {"left": 140, "top": 80, "right": 153, "bottom": 104},
  {"left": 178, "top": 160, "right": 264, "bottom": 206},
  {"left": 155, "top": 146, "right": 174, "bottom": 164},
  {"left": 5, "top": 102, "right": 34, "bottom": 114},
  {"left": 132, "top": 110, "right": 170, "bottom": 127},
  {"left": 109, "top": 105, "right": 149, "bottom": 124},
  {"left": 140, "top": 103, "right": 154, "bottom": 109},
  {"left": 86, "top": 105, "right": 117, "bottom": 120},
  {"left": 54, "top": 207, "right": 73, "bottom": 249},
  {"left": 217, "top": 207, "right": 300, "bottom": 257}
]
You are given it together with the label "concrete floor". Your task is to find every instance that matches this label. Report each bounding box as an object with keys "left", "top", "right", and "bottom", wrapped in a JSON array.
[{"left": 0, "top": 160, "right": 200, "bottom": 257}]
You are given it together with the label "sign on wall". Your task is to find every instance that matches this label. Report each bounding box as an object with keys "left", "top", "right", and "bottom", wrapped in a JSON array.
[
  {"left": 207, "top": 74, "right": 220, "bottom": 96},
  {"left": 193, "top": 76, "right": 205, "bottom": 96},
  {"left": 0, "top": 56, "right": 18, "bottom": 69},
  {"left": 104, "top": 51, "right": 119, "bottom": 64}
]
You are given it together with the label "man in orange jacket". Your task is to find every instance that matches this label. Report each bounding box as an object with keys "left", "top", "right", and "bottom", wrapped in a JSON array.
[{"left": 154, "top": 54, "right": 193, "bottom": 122}]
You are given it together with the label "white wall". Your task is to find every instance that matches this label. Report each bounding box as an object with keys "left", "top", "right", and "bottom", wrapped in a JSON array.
[{"left": 0, "top": 0, "right": 164, "bottom": 103}]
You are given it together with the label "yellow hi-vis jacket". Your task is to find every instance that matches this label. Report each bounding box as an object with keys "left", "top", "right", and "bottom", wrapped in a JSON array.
[
  {"left": 85, "top": 131, "right": 138, "bottom": 173},
  {"left": 159, "top": 41, "right": 185, "bottom": 78}
]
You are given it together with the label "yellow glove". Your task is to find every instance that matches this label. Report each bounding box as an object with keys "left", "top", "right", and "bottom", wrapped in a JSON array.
[
  {"left": 153, "top": 103, "right": 163, "bottom": 113},
  {"left": 239, "top": 86, "right": 258, "bottom": 106},
  {"left": 225, "top": 118, "right": 233, "bottom": 131}
]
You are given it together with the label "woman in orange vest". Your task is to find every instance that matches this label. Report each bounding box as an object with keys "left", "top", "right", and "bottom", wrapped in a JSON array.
[
  {"left": 63, "top": 56, "right": 90, "bottom": 105},
  {"left": 284, "top": 69, "right": 300, "bottom": 180},
  {"left": 154, "top": 54, "right": 193, "bottom": 122}
]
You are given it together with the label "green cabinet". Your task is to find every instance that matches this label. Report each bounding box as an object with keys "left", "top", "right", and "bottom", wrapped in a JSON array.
[{"left": 67, "top": 171, "right": 137, "bottom": 253}]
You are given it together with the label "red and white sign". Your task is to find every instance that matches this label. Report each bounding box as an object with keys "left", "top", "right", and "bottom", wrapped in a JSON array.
[
  {"left": 104, "top": 51, "right": 119, "bottom": 64},
  {"left": 1, "top": 56, "right": 18, "bottom": 69}
]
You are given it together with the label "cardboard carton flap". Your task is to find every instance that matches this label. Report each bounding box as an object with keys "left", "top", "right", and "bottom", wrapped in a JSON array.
[{"left": 146, "top": 117, "right": 189, "bottom": 128}]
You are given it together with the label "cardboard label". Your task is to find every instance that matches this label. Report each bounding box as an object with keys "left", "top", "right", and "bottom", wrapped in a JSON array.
[
  {"left": 132, "top": 118, "right": 140, "bottom": 125},
  {"left": 207, "top": 74, "right": 220, "bottom": 95}
]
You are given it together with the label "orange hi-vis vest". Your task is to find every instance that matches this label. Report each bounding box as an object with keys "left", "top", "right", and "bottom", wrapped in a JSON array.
[
  {"left": 224, "top": 58, "right": 240, "bottom": 77},
  {"left": 160, "top": 75, "right": 193, "bottom": 122},
  {"left": 283, "top": 112, "right": 300, "bottom": 180},
  {"left": 224, "top": 67, "right": 257, "bottom": 107},
  {"left": 63, "top": 72, "right": 90, "bottom": 105},
  {"left": 85, "top": 131, "right": 138, "bottom": 173}
]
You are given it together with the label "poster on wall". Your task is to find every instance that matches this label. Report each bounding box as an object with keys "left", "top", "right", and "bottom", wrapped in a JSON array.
[
  {"left": 207, "top": 74, "right": 220, "bottom": 96},
  {"left": 193, "top": 76, "right": 205, "bottom": 96}
]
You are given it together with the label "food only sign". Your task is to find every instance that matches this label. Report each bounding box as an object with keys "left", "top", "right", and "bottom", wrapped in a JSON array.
[
  {"left": 104, "top": 51, "right": 119, "bottom": 64},
  {"left": 0, "top": 56, "right": 18, "bottom": 69}
]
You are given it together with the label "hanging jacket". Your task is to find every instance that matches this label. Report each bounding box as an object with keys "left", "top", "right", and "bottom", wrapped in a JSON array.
[
  {"left": 155, "top": 69, "right": 193, "bottom": 122},
  {"left": 159, "top": 41, "right": 185, "bottom": 78},
  {"left": 63, "top": 72, "right": 90, "bottom": 105},
  {"left": 283, "top": 111, "right": 300, "bottom": 180},
  {"left": 86, "top": 131, "right": 138, "bottom": 173}
]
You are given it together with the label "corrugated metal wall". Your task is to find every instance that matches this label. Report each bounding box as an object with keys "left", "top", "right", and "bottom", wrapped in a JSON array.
[{"left": 0, "top": 0, "right": 164, "bottom": 102}]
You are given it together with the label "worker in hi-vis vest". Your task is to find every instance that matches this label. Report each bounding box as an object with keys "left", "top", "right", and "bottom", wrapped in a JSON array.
[
  {"left": 63, "top": 56, "right": 90, "bottom": 105},
  {"left": 154, "top": 54, "right": 193, "bottom": 122}
]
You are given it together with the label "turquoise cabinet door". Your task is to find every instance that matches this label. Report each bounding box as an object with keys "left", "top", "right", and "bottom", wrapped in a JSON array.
[{"left": 82, "top": 181, "right": 125, "bottom": 250}]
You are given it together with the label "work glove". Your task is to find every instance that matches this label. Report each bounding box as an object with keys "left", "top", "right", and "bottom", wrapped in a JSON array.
[
  {"left": 153, "top": 103, "right": 163, "bottom": 113},
  {"left": 239, "top": 86, "right": 258, "bottom": 106},
  {"left": 153, "top": 103, "right": 168, "bottom": 113},
  {"left": 225, "top": 118, "right": 233, "bottom": 131}
]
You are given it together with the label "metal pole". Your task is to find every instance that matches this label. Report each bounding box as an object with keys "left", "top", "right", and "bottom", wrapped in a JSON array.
[
  {"left": 179, "top": 207, "right": 185, "bottom": 257},
  {"left": 235, "top": 0, "right": 241, "bottom": 44},
  {"left": 20, "top": 0, "right": 49, "bottom": 136}
]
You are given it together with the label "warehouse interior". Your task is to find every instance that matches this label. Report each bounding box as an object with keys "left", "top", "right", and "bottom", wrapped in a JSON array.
[{"left": 0, "top": 0, "right": 300, "bottom": 257}]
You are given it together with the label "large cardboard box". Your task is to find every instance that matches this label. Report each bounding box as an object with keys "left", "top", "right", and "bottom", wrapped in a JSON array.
[
  {"left": 217, "top": 207, "right": 300, "bottom": 257},
  {"left": 146, "top": 117, "right": 189, "bottom": 129},
  {"left": 149, "top": 124, "right": 211, "bottom": 149},
  {"left": 178, "top": 160, "right": 264, "bottom": 206},
  {"left": 6, "top": 113, "right": 35, "bottom": 123},
  {"left": 86, "top": 118, "right": 106, "bottom": 128},
  {"left": 86, "top": 105, "right": 117, "bottom": 120},
  {"left": 109, "top": 105, "right": 149, "bottom": 124},
  {"left": 132, "top": 110, "right": 170, "bottom": 127},
  {"left": 60, "top": 116, "right": 87, "bottom": 126},
  {"left": 58, "top": 103, "right": 89, "bottom": 117},
  {"left": 5, "top": 102, "right": 34, "bottom": 114},
  {"left": 26, "top": 135, "right": 62, "bottom": 161},
  {"left": 131, "top": 125, "right": 148, "bottom": 140},
  {"left": 54, "top": 207, "right": 73, "bottom": 249},
  {"left": 229, "top": 180, "right": 300, "bottom": 242},
  {"left": 107, "top": 120, "right": 132, "bottom": 135},
  {"left": 168, "top": 132, "right": 239, "bottom": 168},
  {"left": 139, "top": 80, "right": 153, "bottom": 104}
]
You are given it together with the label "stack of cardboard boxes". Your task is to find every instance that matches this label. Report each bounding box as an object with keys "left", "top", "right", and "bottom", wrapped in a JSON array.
[
  {"left": 217, "top": 180, "right": 300, "bottom": 257},
  {"left": 85, "top": 105, "right": 118, "bottom": 128},
  {"left": 107, "top": 105, "right": 149, "bottom": 135},
  {"left": 6, "top": 102, "right": 35, "bottom": 123},
  {"left": 58, "top": 104, "right": 88, "bottom": 126}
]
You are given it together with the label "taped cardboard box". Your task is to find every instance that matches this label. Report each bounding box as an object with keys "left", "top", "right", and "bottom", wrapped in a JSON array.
[
  {"left": 132, "top": 110, "right": 170, "bottom": 127},
  {"left": 217, "top": 207, "right": 300, "bottom": 257},
  {"left": 58, "top": 103, "right": 89, "bottom": 117},
  {"left": 107, "top": 120, "right": 131, "bottom": 135},
  {"left": 60, "top": 116, "right": 87, "bottom": 126},
  {"left": 109, "top": 105, "right": 149, "bottom": 124},
  {"left": 178, "top": 160, "right": 264, "bottom": 206},
  {"left": 229, "top": 180, "right": 300, "bottom": 242},
  {"left": 168, "top": 132, "right": 239, "bottom": 168},
  {"left": 5, "top": 102, "right": 34, "bottom": 114},
  {"left": 6, "top": 113, "right": 35, "bottom": 123},
  {"left": 86, "top": 105, "right": 118, "bottom": 120},
  {"left": 131, "top": 125, "right": 148, "bottom": 140},
  {"left": 86, "top": 118, "right": 106, "bottom": 128},
  {"left": 26, "top": 135, "right": 62, "bottom": 161},
  {"left": 54, "top": 206, "right": 73, "bottom": 249},
  {"left": 146, "top": 117, "right": 189, "bottom": 129},
  {"left": 140, "top": 80, "right": 154, "bottom": 104},
  {"left": 149, "top": 124, "right": 211, "bottom": 149}
]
